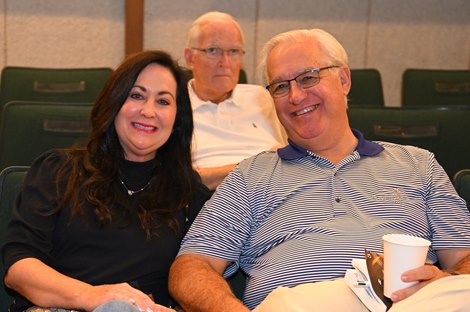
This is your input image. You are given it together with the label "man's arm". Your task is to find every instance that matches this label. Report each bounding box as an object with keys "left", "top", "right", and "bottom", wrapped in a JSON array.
[
  {"left": 390, "top": 248, "right": 470, "bottom": 302},
  {"left": 168, "top": 254, "right": 249, "bottom": 312},
  {"left": 436, "top": 248, "right": 470, "bottom": 271},
  {"left": 196, "top": 145, "right": 282, "bottom": 191},
  {"left": 197, "top": 165, "right": 236, "bottom": 191}
]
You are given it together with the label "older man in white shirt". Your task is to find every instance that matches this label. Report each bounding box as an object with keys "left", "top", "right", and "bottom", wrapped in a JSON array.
[{"left": 184, "top": 11, "right": 286, "bottom": 190}]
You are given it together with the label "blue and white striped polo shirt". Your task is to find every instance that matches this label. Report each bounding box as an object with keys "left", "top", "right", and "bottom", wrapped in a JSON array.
[{"left": 179, "top": 130, "right": 470, "bottom": 309}]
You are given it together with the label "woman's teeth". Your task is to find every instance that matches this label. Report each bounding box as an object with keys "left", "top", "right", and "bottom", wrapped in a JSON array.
[{"left": 133, "top": 122, "right": 155, "bottom": 131}]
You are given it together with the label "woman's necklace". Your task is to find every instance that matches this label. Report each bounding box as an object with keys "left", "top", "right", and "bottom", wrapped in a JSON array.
[{"left": 119, "top": 177, "right": 153, "bottom": 196}]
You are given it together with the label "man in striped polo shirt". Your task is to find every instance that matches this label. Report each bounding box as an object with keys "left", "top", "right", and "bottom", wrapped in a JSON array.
[{"left": 169, "top": 29, "right": 470, "bottom": 312}]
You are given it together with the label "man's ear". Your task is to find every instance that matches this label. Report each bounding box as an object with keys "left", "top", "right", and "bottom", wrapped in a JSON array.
[
  {"left": 339, "top": 66, "right": 352, "bottom": 95},
  {"left": 184, "top": 47, "right": 194, "bottom": 70}
]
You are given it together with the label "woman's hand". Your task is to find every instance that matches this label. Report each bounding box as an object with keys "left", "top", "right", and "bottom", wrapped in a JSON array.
[{"left": 82, "top": 283, "right": 175, "bottom": 312}]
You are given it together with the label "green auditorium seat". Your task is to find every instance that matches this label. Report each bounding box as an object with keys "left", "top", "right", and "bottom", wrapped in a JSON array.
[
  {"left": 0, "top": 166, "right": 29, "bottom": 311},
  {"left": 227, "top": 269, "right": 247, "bottom": 300},
  {"left": 348, "top": 106, "right": 470, "bottom": 179},
  {"left": 0, "top": 66, "right": 112, "bottom": 120},
  {"left": 0, "top": 101, "right": 92, "bottom": 170},
  {"left": 453, "top": 169, "right": 470, "bottom": 212},
  {"left": 402, "top": 69, "right": 470, "bottom": 106},
  {"left": 349, "top": 69, "right": 385, "bottom": 107}
]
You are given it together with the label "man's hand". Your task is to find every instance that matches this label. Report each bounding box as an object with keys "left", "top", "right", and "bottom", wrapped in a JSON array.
[
  {"left": 389, "top": 264, "right": 450, "bottom": 302},
  {"left": 391, "top": 250, "right": 470, "bottom": 303}
]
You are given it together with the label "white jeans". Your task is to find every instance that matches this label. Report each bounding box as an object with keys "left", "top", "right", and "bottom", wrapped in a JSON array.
[{"left": 253, "top": 275, "right": 470, "bottom": 312}]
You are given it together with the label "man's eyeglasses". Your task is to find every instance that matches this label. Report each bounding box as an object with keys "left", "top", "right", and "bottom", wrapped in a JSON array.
[
  {"left": 266, "top": 65, "right": 340, "bottom": 98},
  {"left": 192, "top": 47, "right": 245, "bottom": 60}
]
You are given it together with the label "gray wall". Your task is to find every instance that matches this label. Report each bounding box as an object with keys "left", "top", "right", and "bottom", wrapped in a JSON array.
[{"left": 1, "top": 0, "right": 469, "bottom": 106}]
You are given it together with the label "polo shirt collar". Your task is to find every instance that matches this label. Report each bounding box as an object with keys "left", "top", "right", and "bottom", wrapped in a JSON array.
[{"left": 278, "top": 129, "right": 384, "bottom": 160}]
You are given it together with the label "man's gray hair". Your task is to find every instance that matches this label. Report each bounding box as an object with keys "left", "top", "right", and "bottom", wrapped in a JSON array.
[
  {"left": 186, "top": 11, "right": 245, "bottom": 48},
  {"left": 258, "top": 29, "right": 348, "bottom": 84}
]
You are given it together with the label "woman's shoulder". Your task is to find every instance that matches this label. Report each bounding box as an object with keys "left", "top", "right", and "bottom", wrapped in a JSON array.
[
  {"left": 193, "top": 182, "right": 212, "bottom": 204},
  {"left": 188, "top": 182, "right": 211, "bottom": 214},
  {"left": 28, "top": 148, "right": 84, "bottom": 178},
  {"left": 30, "top": 149, "right": 68, "bottom": 168}
]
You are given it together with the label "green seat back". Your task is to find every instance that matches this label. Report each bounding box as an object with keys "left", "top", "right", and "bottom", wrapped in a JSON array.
[
  {"left": 453, "top": 169, "right": 470, "bottom": 212},
  {"left": 238, "top": 69, "right": 247, "bottom": 84},
  {"left": 0, "top": 166, "right": 29, "bottom": 311},
  {"left": 0, "top": 101, "right": 92, "bottom": 170},
  {"left": 402, "top": 69, "right": 470, "bottom": 106},
  {"left": 348, "top": 106, "right": 470, "bottom": 179},
  {"left": 227, "top": 269, "right": 246, "bottom": 300},
  {"left": 349, "top": 69, "right": 385, "bottom": 107},
  {"left": 0, "top": 66, "right": 112, "bottom": 120}
]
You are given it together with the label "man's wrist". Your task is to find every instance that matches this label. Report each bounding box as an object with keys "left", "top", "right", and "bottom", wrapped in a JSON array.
[{"left": 445, "top": 269, "right": 459, "bottom": 275}]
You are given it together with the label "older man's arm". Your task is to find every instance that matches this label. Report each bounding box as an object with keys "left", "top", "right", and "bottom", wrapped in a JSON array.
[
  {"left": 197, "top": 165, "right": 237, "bottom": 191},
  {"left": 169, "top": 254, "right": 249, "bottom": 312},
  {"left": 196, "top": 145, "right": 283, "bottom": 190},
  {"left": 390, "top": 248, "right": 470, "bottom": 302}
]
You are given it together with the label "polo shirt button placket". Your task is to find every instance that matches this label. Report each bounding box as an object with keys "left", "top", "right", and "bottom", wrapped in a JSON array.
[{"left": 332, "top": 169, "right": 339, "bottom": 202}]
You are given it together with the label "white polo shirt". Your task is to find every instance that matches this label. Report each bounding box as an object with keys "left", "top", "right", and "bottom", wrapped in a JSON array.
[{"left": 189, "top": 80, "right": 287, "bottom": 168}]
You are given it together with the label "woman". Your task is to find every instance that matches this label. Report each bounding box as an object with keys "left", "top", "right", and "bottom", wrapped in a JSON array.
[{"left": 1, "top": 50, "right": 211, "bottom": 312}]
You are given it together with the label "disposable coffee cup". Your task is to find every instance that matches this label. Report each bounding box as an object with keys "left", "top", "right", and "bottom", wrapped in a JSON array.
[{"left": 383, "top": 234, "right": 430, "bottom": 298}]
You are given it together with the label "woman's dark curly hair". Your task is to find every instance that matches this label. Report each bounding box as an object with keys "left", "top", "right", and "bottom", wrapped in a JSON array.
[{"left": 56, "top": 50, "right": 199, "bottom": 238}]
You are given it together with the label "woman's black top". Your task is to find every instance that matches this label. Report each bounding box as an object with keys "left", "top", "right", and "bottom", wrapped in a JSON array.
[{"left": 1, "top": 150, "right": 211, "bottom": 311}]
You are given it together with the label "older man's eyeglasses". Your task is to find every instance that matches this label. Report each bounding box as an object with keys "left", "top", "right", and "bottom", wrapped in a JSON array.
[
  {"left": 266, "top": 65, "right": 340, "bottom": 98},
  {"left": 192, "top": 47, "right": 245, "bottom": 60}
]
